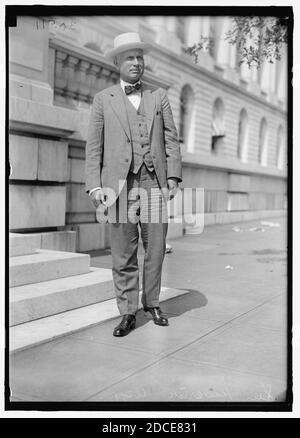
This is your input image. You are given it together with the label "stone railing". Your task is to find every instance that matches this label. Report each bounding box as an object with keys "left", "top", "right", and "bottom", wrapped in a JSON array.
[
  {"left": 49, "top": 37, "right": 172, "bottom": 108},
  {"left": 49, "top": 38, "right": 119, "bottom": 108}
]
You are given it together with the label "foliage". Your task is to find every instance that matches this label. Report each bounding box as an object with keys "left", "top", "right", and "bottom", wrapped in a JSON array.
[
  {"left": 225, "top": 16, "right": 289, "bottom": 68},
  {"left": 184, "top": 16, "right": 289, "bottom": 69},
  {"left": 183, "top": 36, "right": 214, "bottom": 64}
]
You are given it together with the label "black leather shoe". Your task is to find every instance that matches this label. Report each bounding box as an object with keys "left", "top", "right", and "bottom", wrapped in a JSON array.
[
  {"left": 143, "top": 306, "right": 169, "bottom": 326},
  {"left": 113, "top": 315, "right": 136, "bottom": 337}
]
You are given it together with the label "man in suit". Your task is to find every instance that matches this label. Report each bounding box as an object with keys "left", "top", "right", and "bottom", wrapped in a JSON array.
[{"left": 85, "top": 32, "right": 182, "bottom": 337}]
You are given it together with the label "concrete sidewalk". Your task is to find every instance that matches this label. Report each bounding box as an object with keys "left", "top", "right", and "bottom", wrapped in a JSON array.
[{"left": 9, "top": 216, "right": 288, "bottom": 403}]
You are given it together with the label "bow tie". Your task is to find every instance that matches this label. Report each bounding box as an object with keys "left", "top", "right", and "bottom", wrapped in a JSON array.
[{"left": 124, "top": 82, "right": 142, "bottom": 95}]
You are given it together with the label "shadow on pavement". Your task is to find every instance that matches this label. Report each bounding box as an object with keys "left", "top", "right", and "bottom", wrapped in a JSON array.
[{"left": 135, "top": 289, "right": 208, "bottom": 329}]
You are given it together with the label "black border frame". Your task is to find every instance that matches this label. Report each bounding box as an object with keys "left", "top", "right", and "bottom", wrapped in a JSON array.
[{"left": 4, "top": 4, "right": 294, "bottom": 413}]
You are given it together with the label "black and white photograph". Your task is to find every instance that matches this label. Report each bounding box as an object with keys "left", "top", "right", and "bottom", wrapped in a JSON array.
[{"left": 4, "top": 3, "right": 294, "bottom": 415}]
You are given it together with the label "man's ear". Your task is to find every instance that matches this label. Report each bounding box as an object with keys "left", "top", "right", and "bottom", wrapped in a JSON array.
[{"left": 113, "top": 56, "right": 119, "bottom": 67}]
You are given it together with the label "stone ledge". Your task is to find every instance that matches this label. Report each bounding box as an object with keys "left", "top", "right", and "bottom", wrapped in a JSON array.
[
  {"left": 9, "top": 231, "right": 76, "bottom": 255},
  {"left": 40, "top": 231, "right": 76, "bottom": 252},
  {"left": 228, "top": 173, "right": 250, "bottom": 193},
  {"left": 10, "top": 75, "right": 53, "bottom": 105},
  {"left": 182, "top": 152, "right": 287, "bottom": 179},
  {"left": 9, "top": 233, "right": 41, "bottom": 257},
  {"left": 204, "top": 209, "right": 286, "bottom": 227},
  {"left": 9, "top": 96, "right": 77, "bottom": 137}
]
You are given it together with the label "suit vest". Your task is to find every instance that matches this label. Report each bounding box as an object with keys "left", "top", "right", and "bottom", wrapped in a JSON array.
[{"left": 123, "top": 93, "right": 154, "bottom": 174}]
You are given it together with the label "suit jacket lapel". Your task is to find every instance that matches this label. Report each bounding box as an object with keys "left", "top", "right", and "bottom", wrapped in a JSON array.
[
  {"left": 109, "top": 85, "right": 131, "bottom": 140},
  {"left": 142, "top": 86, "right": 156, "bottom": 137},
  {"left": 109, "top": 83, "right": 156, "bottom": 140}
]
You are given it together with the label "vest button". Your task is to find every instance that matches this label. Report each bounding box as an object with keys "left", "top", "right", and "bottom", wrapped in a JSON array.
[
  {"left": 125, "top": 158, "right": 129, "bottom": 162},
  {"left": 127, "top": 139, "right": 130, "bottom": 143}
]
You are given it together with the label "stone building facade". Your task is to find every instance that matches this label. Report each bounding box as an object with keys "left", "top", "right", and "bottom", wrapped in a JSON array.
[{"left": 9, "top": 15, "right": 288, "bottom": 251}]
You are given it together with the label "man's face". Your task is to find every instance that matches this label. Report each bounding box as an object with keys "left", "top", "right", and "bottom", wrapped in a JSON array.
[{"left": 115, "top": 49, "right": 144, "bottom": 84}]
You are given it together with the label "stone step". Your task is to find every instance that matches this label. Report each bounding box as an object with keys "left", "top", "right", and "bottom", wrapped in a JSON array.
[
  {"left": 9, "top": 231, "right": 76, "bottom": 256},
  {"left": 10, "top": 286, "right": 188, "bottom": 353},
  {"left": 9, "top": 233, "right": 40, "bottom": 257},
  {"left": 9, "top": 249, "right": 90, "bottom": 288},
  {"left": 10, "top": 267, "right": 113, "bottom": 326}
]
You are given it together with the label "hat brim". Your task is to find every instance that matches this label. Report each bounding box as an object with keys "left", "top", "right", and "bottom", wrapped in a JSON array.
[{"left": 105, "top": 42, "right": 152, "bottom": 60}]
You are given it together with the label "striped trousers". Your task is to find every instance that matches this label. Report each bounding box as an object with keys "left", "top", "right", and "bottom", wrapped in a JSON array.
[{"left": 110, "top": 164, "right": 168, "bottom": 315}]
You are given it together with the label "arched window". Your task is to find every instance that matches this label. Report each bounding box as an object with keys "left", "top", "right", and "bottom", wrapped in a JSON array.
[
  {"left": 276, "top": 125, "right": 285, "bottom": 169},
  {"left": 211, "top": 98, "right": 225, "bottom": 154},
  {"left": 258, "top": 117, "right": 268, "bottom": 166},
  {"left": 179, "top": 84, "right": 195, "bottom": 152},
  {"left": 237, "top": 109, "right": 249, "bottom": 162}
]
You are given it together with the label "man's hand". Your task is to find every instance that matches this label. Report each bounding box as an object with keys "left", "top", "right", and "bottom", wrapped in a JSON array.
[
  {"left": 167, "top": 177, "right": 179, "bottom": 200},
  {"left": 90, "top": 188, "right": 106, "bottom": 208}
]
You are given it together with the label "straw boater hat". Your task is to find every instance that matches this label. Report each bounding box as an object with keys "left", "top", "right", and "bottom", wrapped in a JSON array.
[{"left": 105, "top": 32, "right": 152, "bottom": 60}]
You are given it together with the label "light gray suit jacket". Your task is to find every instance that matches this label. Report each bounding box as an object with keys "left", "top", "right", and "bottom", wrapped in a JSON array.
[{"left": 85, "top": 82, "right": 182, "bottom": 201}]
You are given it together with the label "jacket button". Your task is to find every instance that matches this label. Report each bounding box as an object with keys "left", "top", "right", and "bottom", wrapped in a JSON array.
[
  {"left": 127, "top": 139, "right": 130, "bottom": 143},
  {"left": 125, "top": 158, "right": 129, "bottom": 162}
]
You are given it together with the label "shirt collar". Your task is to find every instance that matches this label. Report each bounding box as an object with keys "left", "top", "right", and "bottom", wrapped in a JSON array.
[{"left": 120, "top": 79, "right": 142, "bottom": 92}]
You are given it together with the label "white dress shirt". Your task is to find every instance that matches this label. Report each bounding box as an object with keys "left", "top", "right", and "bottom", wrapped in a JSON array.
[
  {"left": 89, "top": 79, "right": 142, "bottom": 195},
  {"left": 120, "top": 78, "right": 142, "bottom": 110}
]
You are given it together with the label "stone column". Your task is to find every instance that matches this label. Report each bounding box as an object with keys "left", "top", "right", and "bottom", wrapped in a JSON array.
[
  {"left": 164, "top": 16, "right": 178, "bottom": 33},
  {"left": 269, "top": 62, "right": 276, "bottom": 92},
  {"left": 214, "top": 17, "right": 230, "bottom": 67},
  {"left": 185, "top": 16, "right": 202, "bottom": 46},
  {"left": 146, "top": 16, "right": 165, "bottom": 33},
  {"left": 250, "top": 63, "right": 259, "bottom": 83},
  {"left": 240, "top": 61, "right": 251, "bottom": 82},
  {"left": 200, "top": 16, "right": 210, "bottom": 52},
  {"left": 276, "top": 46, "right": 287, "bottom": 103},
  {"left": 260, "top": 60, "right": 271, "bottom": 93},
  {"left": 191, "top": 16, "right": 214, "bottom": 71},
  {"left": 147, "top": 16, "right": 182, "bottom": 54}
]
